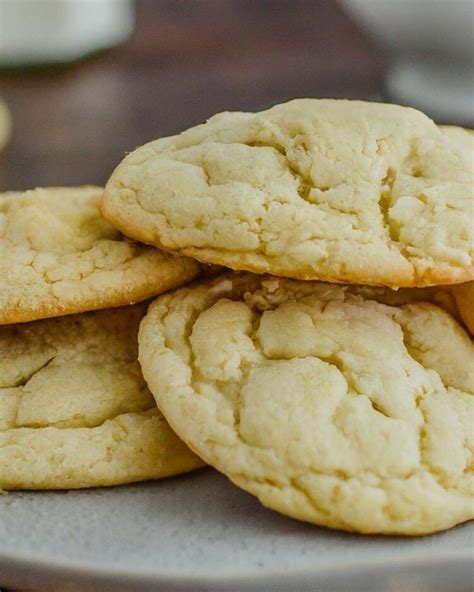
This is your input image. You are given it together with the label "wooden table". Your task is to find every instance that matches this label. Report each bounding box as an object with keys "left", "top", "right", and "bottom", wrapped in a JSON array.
[{"left": 0, "top": 0, "right": 384, "bottom": 191}]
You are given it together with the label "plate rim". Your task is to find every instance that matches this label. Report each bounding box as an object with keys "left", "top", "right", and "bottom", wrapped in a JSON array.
[{"left": 0, "top": 544, "right": 472, "bottom": 589}]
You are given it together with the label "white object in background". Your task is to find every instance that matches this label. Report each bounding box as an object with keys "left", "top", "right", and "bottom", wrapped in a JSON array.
[
  {"left": 341, "top": 0, "right": 474, "bottom": 123},
  {"left": 0, "top": 0, "right": 135, "bottom": 67}
]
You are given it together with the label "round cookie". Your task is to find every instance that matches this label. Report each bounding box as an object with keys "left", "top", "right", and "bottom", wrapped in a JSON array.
[
  {"left": 103, "top": 99, "right": 473, "bottom": 287},
  {"left": 0, "top": 304, "right": 204, "bottom": 490},
  {"left": 0, "top": 186, "right": 201, "bottom": 324},
  {"left": 139, "top": 273, "right": 474, "bottom": 535}
]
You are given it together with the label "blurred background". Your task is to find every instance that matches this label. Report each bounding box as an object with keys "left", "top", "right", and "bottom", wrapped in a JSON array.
[{"left": 0, "top": 0, "right": 472, "bottom": 191}]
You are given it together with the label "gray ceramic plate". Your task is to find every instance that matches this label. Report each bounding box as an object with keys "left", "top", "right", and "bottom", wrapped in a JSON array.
[{"left": 0, "top": 468, "right": 472, "bottom": 592}]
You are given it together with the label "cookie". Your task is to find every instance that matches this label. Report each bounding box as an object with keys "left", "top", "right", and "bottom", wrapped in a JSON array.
[
  {"left": 0, "top": 98, "right": 12, "bottom": 151},
  {"left": 452, "top": 281, "right": 474, "bottom": 336},
  {"left": 439, "top": 125, "right": 474, "bottom": 151},
  {"left": 0, "top": 186, "right": 201, "bottom": 324},
  {"left": 103, "top": 99, "right": 473, "bottom": 287},
  {"left": 0, "top": 304, "right": 204, "bottom": 490},
  {"left": 139, "top": 273, "right": 474, "bottom": 535}
]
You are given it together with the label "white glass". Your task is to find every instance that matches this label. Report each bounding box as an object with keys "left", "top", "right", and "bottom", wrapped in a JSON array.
[
  {"left": 0, "top": 0, "right": 135, "bottom": 67},
  {"left": 341, "top": 0, "right": 474, "bottom": 123}
]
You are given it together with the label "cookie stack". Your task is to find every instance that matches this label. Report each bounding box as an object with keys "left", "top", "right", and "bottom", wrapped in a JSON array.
[
  {"left": 2, "top": 100, "right": 473, "bottom": 536},
  {"left": 0, "top": 186, "right": 205, "bottom": 489}
]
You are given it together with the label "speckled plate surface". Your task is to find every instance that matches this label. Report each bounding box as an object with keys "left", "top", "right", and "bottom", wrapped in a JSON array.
[{"left": 0, "top": 468, "right": 472, "bottom": 592}]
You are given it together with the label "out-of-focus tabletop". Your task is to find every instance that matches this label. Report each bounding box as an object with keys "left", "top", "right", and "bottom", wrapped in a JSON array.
[{"left": 0, "top": 0, "right": 384, "bottom": 191}]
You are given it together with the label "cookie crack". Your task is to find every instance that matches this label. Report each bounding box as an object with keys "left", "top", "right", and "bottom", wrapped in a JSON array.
[
  {"left": 31, "top": 242, "right": 144, "bottom": 287},
  {"left": 394, "top": 318, "right": 472, "bottom": 488},
  {"left": 246, "top": 129, "right": 370, "bottom": 228},
  {"left": 246, "top": 139, "right": 319, "bottom": 205},
  {"left": 379, "top": 168, "right": 398, "bottom": 243},
  {"left": 5, "top": 408, "right": 158, "bottom": 435},
  {"left": 10, "top": 357, "right": 55, "bottom": 388}
]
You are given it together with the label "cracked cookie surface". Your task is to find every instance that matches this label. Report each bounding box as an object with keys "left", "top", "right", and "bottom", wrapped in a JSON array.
[
  {"left": 139, "top": 273, "right": 474, "bottom": 534},
  {"left": 0, "top": 186, "right": 201, "bottom": 324},
  {"left": 0, "top": 304, "right": 204, "bottom": 490},
  {"left": 103, "top": 99, "right": 473, "bottom": 287}
]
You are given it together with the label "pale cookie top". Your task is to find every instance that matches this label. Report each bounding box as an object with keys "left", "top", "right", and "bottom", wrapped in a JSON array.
[
  {"left": 0, "top": 305, "right": 203, "bottom": 490},
  {"left": 0, "top": 186, "right": 201, "bottom": 324},
  {"left": 139, "top": 274, "right": 474, "bottom": 535},
  {"left": 103, "top": 100, "right": 474, "bottom": 287}
]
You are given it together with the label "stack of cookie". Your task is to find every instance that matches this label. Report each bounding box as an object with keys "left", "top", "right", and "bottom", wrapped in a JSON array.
[
  {"left": 2, "top": 100, "right": 473, "bottom": 536},
  {"left": 0, "top": 186, "right": 205, "bottom": 489}
]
